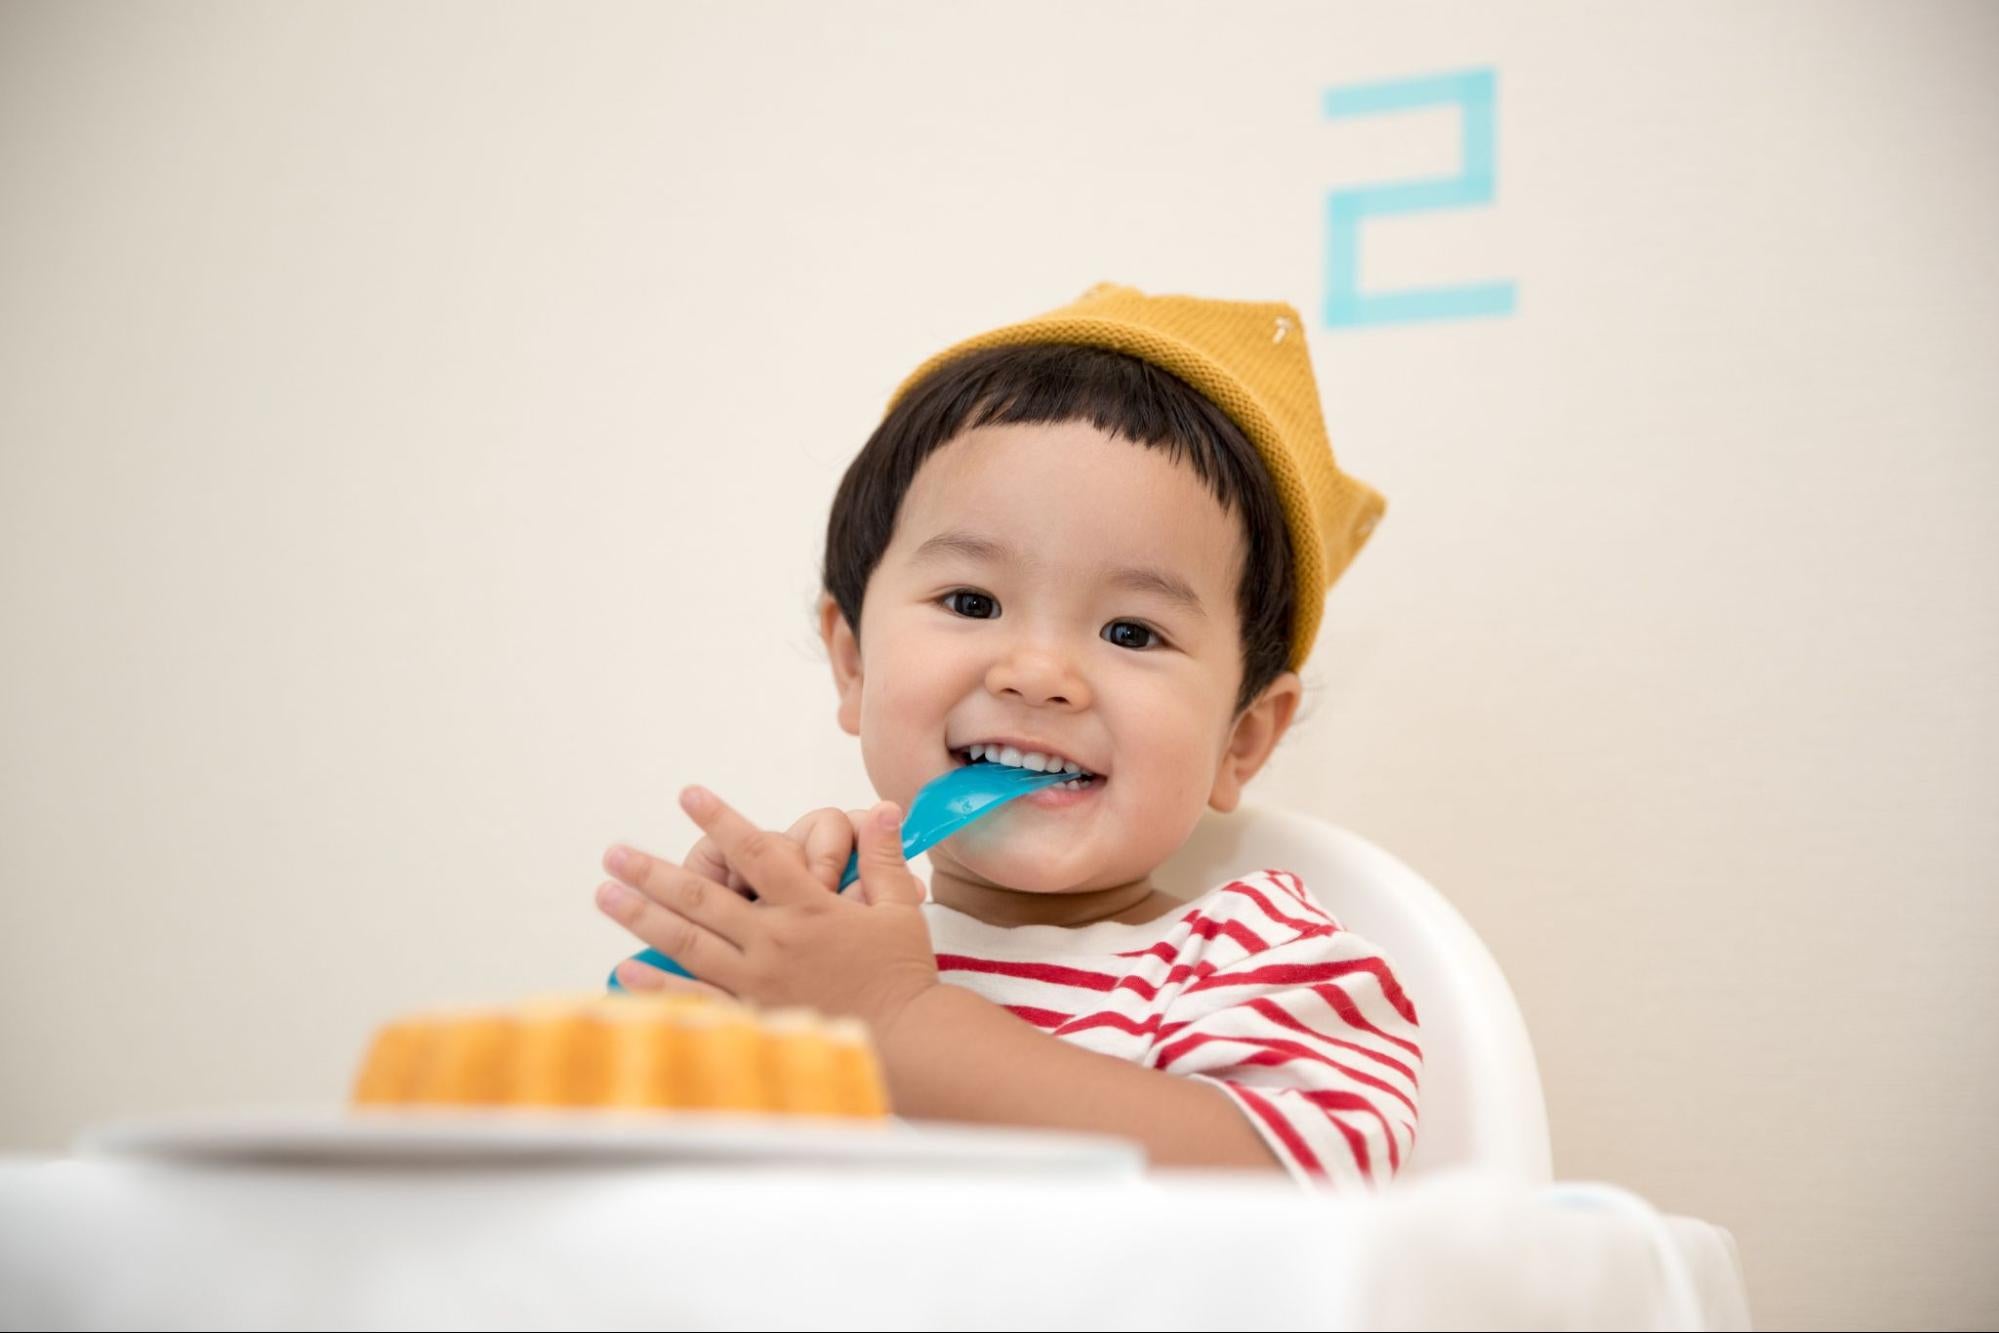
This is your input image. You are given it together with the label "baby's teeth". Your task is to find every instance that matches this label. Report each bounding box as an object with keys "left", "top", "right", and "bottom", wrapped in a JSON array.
[{"left": 963, "top": 744, "right": 1093, "bottom": 780}]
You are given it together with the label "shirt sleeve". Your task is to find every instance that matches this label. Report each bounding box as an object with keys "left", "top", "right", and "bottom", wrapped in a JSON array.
[{"left": 1148, "top": 878, "right": 1423, "bottom": 1191}]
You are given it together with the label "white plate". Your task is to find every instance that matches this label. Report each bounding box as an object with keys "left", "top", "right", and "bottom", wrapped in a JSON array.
[{"left": 75, "top": 1107, "right": 1146, "bottom": 1176}]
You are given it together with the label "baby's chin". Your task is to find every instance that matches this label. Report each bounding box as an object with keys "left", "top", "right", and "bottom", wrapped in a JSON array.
[{"left": 926, "top": 846, "right": 1105, "bottom": 896}]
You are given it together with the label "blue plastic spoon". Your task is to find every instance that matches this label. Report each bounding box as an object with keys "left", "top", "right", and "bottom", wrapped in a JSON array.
[{"left": 606, "top": 759, "right": 1078, "bottom": 989}]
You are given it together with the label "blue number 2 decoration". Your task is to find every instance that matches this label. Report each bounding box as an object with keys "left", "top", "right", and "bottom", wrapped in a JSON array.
[{"left": 1323, "top": 68, "right": 1516, "bottom": 328}]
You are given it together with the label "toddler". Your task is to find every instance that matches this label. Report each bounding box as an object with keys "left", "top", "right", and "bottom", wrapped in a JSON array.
[{"left": 596, "top": 283, "right": 1420, "bottom": 1189}]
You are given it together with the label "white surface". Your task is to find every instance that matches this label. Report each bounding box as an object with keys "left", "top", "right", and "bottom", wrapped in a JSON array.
[
  {"left": 1157, "top": 802, "right": 1554, "bottom": 1183},
  {"left": 72, "top": 1106, "right": 1142, "bottom": 1175},
  {"left": 0, "top": 1152, "right": 1751, "bottom": 1330}
]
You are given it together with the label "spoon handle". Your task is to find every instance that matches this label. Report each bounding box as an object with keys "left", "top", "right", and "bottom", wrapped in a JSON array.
[{"left": 835, "top": 765, "right": 1070, "bottom": 889}]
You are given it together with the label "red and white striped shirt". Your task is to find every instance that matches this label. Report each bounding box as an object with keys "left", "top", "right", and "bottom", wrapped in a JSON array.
[{"left": 922, "top": 868, "right": 1422, "bottom": 1190}]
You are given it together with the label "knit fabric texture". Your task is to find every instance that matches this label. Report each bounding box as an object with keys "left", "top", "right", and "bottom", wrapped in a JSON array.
[{"left": 883, "top": 281, "right": 1385, "bottom": 672}]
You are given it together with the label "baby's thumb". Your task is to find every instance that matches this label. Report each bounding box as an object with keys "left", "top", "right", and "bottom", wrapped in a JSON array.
[{"left": 858, "top": 801, "right": 924, "bottom": 907}]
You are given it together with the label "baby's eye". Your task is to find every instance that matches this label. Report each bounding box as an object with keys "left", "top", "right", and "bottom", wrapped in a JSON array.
[
  {"left": 1104, "top": 620, "right": 1162, "bottom": 651},
  {"left": 941, "top": 590, "right": 999, "bottom": 619}
]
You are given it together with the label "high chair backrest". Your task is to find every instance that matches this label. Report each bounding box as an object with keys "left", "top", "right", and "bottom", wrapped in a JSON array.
[{"left": 1150, "top": 801, "right": 1554, "bottom": 1184}]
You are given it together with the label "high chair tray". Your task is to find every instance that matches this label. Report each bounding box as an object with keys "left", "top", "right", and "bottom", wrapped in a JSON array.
[{"left": 73, "top": 1107, "right": 1144, "bottom": 1176}]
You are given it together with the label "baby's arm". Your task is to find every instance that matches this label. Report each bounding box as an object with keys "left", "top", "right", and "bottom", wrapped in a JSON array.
[
  {"left": 1139, "top": 905, "right": 1424, "bottom": 1189},
  {"left": 886, "top": 879, "right": 1423, "bottom": 1187},
  {"left": 875, "top": 984, "right": 1285, "bottom": 1171}
]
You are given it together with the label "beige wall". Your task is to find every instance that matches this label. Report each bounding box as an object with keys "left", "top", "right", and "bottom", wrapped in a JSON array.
[{"left": 3, "top": 2, "right": 1994, "bottom": 1327}]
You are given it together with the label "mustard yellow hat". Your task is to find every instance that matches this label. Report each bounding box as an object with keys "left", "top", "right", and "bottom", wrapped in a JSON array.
[{"left": 883, "top": 281, "right": 1386, "bottom": 673}]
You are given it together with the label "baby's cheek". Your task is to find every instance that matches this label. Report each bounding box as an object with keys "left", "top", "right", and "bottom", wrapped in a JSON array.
[{"left": 1119, "top": 728, "right": 1214, "bottom": 808}]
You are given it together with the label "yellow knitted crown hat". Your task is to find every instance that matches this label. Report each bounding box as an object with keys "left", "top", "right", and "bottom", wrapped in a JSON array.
[{"left": 882, "top": 281, "right": 1386, "bottom": 673}]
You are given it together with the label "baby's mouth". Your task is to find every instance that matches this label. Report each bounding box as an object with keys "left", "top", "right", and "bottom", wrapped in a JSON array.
[{"left": 950, "top": 745, "right": 1104, "bottom": 790}]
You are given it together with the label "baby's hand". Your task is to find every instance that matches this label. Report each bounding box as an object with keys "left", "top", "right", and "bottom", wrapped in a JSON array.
[
  {"left": 606, "top": 805, "right": 872, "bottom": 995},
  {"left": 601, "top": 788, "right": 936, "bottom": 1030}
]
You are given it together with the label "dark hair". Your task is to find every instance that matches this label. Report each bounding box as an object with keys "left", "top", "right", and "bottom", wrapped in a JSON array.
[{"left": 820, "top": 343, "right": 1297, "bottom": 720}]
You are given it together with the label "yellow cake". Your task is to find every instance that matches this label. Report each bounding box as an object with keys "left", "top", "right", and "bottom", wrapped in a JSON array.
[{"left": 350, "top": 993, "right": 890, "bottom": 1118}]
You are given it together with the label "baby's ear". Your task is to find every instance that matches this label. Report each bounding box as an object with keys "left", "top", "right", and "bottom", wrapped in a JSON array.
[
  {"left": 1209, "top": 671, "right": 1304, "bottom": 809},
  {"left": 817, "top": 593, "right": 863, "bottom": 737}
]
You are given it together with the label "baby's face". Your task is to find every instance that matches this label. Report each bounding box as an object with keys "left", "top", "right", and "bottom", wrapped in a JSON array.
[{"left": 822, "top": 420, "right": 1296, "bottom": 897}]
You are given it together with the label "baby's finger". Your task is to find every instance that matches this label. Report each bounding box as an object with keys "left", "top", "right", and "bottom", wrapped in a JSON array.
[
  {"left": 684, "top": 835, "right": 755, "bottom": 899},
  {"left": 791, "top": 807, "right": 856, "bottom": 892},
  {"left": 596, "top": 879, "right": 748, "bottom": 990},
  {"left": 843, "top": 808, "right": 877, "bottom": 900},
  {"left": 684, "top": 835, "right": 730, "bottom": 888},
  {"left": 678, "top": 787, "right": 821, "bottom": 907},
  {"left": 856, "top": 801, "right": 926, "bottom": 908},
  {"left": 612, "top": 959, "right": 733, "bottom": 1001}
]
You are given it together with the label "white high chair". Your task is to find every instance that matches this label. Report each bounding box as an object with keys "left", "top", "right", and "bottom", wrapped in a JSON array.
[{"left": 1148, "top": 800, "right": 1555, "bottom": 1184}]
